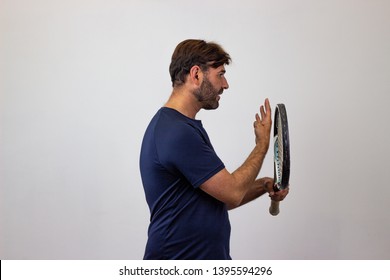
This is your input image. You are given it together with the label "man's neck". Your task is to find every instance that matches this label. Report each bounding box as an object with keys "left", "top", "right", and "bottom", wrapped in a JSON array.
[{"left": 164, "top": 88, "right": 201, "bottom": 119}]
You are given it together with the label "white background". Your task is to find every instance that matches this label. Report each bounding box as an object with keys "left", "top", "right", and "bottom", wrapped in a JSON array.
[
  {"left": 2, "top": 260, "right": 390, "bottom": 280},
  {"left": 1, "top": 0, "right": 389, "bottom": 259}
]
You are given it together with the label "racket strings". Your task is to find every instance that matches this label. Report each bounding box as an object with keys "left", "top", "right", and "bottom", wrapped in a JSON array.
[
  {"left": 275, "top": 138, "right": 282, "bottom": 183},
  {"left": 274, "top": 111, "right": 284, "bottom": 186},
  {"left": 277, "top": 114, "right": 284, "bottom": 168}
]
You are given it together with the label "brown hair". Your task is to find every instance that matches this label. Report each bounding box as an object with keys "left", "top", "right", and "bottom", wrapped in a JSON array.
[{"left": 169, "top": 39, "right": 231, "bottom": 87}]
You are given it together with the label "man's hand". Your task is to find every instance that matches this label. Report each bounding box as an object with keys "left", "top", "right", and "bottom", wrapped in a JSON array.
[
  {"left": 253, "top": 98, "right": 272, "bottom": 153},
  {"left": 262, "top": 177, "right": 290, "bottom": 202}
]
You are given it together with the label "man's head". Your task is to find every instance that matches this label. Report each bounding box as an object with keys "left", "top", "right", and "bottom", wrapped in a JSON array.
[{"left": 169, "top": 39, "right": 231, "bottom": 88}]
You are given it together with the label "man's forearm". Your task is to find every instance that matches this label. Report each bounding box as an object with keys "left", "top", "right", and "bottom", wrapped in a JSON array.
[
  {"left": 231, "top": 143, "right": 268, "bottom": 191},
  {"left": 227, "top": 178, "right": 268, "bottom": 210}
]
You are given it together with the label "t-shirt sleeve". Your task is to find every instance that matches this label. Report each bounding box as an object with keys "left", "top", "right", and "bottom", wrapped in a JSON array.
[{"left": 156, "top": 123, "right": 225, "bottom": 188}]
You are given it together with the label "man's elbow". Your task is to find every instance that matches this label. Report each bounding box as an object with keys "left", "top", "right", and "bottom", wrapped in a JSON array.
[{"left": 225, "top": 191, "right": 244, "bottom": 210}]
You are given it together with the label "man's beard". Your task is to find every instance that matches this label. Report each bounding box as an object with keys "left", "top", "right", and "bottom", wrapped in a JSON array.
[{"left": 193, "top": 77, "right": 223, "bottom": 110}]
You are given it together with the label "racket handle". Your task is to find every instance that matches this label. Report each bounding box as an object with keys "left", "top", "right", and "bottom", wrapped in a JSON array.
[{"left": 269, "top": 200, "right": 280, "bottom": 216}]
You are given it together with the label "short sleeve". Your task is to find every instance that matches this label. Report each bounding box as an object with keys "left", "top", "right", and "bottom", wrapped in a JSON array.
[{"left": 156, "top": 123, "right": 225, "bottom": 188}]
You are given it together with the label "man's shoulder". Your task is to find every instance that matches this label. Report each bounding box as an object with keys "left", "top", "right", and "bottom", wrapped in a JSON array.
[{"left": 154, "top": 107, "right": 201, "bottom": 132}]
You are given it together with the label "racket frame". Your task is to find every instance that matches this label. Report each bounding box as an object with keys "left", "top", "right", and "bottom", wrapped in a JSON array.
[
  {"left": 269, "top": 103, "right": 290, "bottom": 216},
  {"left": 273, "top": 103, "right": 290, "bottom": 191}
]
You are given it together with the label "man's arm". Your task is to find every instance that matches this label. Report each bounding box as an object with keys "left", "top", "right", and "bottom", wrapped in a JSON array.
[
  {"left": 226, "top": 177, "right": 269, "bottom": 210},
  {"left": 226, "top": 177, "right": 289, "bottom": 210},
  {"left": 200, "top": 99, "right": 273, "bottom": 208}
]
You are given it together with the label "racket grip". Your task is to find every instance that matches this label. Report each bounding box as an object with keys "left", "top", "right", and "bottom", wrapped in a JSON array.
[{"left": 269, "top": 200, "right": 280, "bottom": 216}]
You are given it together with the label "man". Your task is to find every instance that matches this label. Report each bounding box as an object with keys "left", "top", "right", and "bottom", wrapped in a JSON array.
[{"left": 139, "top": 39, "right": 289, "bottom": 260}]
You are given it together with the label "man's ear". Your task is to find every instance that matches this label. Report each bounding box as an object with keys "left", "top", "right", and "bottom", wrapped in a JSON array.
[{"left": 189, "top": 65, "right": 202, "bottom": 85}]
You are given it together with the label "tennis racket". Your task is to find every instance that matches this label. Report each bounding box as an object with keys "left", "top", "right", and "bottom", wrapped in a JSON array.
[{"left": 269, "top": 103, "right": 290, "bottom": 216}]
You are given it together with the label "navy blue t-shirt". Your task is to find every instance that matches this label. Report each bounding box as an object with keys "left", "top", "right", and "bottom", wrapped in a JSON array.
[{"left": 140, "top": 107, "right": 231, "bottom": 260}]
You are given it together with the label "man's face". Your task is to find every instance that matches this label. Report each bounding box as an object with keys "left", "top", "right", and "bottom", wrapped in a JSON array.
[{"left": 194, "top": 66, "right": 229, "bottom": 110}]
